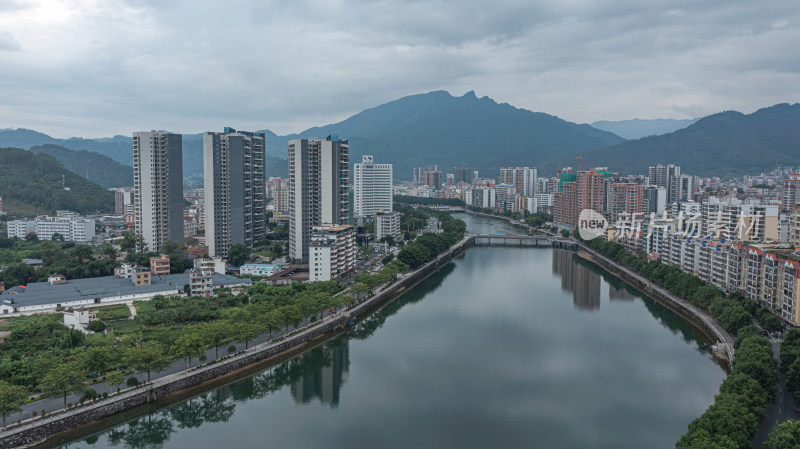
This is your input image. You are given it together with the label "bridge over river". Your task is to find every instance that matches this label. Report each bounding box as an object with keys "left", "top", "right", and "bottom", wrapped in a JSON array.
[{"left": 468, "top": 233, "right": 576, "bottom": 249}]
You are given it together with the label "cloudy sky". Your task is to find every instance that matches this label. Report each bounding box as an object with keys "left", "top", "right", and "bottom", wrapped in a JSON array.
[{"left": 0, "top": 0, "right": 798, "bottom": 138}]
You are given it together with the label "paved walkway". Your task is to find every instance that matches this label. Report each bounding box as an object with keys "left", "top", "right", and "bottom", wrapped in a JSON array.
[{"left": 751, "top": 338, "right": 798, "bottom": 448}]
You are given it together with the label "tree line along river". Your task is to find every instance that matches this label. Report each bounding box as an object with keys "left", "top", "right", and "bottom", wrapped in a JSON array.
[{"left": 40, "top": 213, "right": 726, "bottom": 449}]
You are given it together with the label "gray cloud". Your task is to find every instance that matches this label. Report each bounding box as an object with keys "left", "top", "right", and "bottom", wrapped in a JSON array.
[
  {"left": 0, "top": 0, "right": 798, "bottom": 137},
  {"left": 0, "top": 30, "right": 20, "bottom": 51}
]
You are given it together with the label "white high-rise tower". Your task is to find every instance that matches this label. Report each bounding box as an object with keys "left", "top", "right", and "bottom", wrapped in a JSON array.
[{"left": 354, "top": 155, "right": 393, "bottom": 218}]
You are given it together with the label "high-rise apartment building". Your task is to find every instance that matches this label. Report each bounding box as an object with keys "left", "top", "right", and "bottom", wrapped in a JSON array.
[
  {"left": 273, "top": 187, "right": 290, "bottom": 222},
  {"left": 114, "top": 187, "right": 135, "bottom": 225},
  {"left": 610, "top": 183, "right": 644, "bottom": 221},
  {"left": 354, "top": 155, "right": 393, "bottom": 218},
  {"left": 203, "top": 128, "right": 267, "bottom": 257},
  {"left": 454, "top": 164, "right": 474, "bottom": 184},
  {"left": 499, "top": 167, "right": 537, "bottom": 197},
  {"left": 643, "top": 186, "right": 667, "bottom": 215},
  {"left": 423, "top": 169, "right": 442, "bottom": 188},
  {"left": 289, "top": 136, "right": 349, "bottom": 263},
  {"left": 554, "top": 169, "right": 606, "bottom": 227},
  {"left": 783, "top": 174, "right": 800, "bottom": 210},
  {"left": 648, "top": 164, "right": 681, "bottom": 205},
  {"left": 133, "top": 130, "right": 184, "bottom": 252}
]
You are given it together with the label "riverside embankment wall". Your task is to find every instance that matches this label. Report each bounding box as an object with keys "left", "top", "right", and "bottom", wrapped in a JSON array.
[{"left": 0, "top": 236, "right": 474, "bottom": 449}]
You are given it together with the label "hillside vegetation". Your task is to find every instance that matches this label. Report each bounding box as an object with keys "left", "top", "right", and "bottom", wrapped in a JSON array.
[
  {"left": 570, "top": 103, "right": 800, "bottom": 177},
  {"left": 29, "top": 144, "right": 133, "bottom": 188},
  {"left": 0, "top": 148, "right": 114, "bottom": 216}
]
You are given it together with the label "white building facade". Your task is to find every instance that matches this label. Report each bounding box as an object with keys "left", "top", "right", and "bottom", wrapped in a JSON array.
[
  {"left": 7, "top": 216, "right": 95, "bottom": 242},
  {"left": 375, "top": 211, "right": 402, "bottom": 242},
  {"left": 354, "top": 155, "right": 393, "bottom": 218},
  {"left": 309, "top": 224, "right": 356, "bottom": 282}
]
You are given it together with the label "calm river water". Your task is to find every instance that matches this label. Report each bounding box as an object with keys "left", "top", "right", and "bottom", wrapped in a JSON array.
[{"left": 45, "top": 213, "right": 726, "bottom": 449}]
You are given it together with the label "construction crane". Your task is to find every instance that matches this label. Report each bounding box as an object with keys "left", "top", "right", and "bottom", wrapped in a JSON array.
[{"left": 576, "top": 154, "right": 583, "bottom": 172}]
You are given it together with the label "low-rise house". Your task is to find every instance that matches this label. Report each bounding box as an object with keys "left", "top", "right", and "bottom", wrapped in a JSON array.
[{"left": 0, "top": 272, "right": 250, "bottom": 314}]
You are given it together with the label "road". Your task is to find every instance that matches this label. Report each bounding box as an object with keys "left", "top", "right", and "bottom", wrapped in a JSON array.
[{"left": 751, "top": 339, "right": 798, "bottom": 449}]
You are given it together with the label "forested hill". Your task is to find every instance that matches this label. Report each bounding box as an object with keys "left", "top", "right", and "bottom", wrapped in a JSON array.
[
  {"left": 28, "top": 144, "right": 133, "bottom": 188},
  {"left": 569, "top": 103, "right": 800, "bottom": 177},
  {"left": 0, "top": 148, "right": 115, "bottom": 216}
]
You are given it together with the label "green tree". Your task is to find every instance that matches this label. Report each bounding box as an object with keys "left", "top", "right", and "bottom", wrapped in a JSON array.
[
  {"left": 764, "top": 419, "right": 800, "bottom": 449},
  {"left": 87, "top": 320, "right": 107, "bottom": 333},
  {"left": 199, "top": 321, "right": 234, "bottom": 360},
  {"left": 39, "top": 240, "right": 63, "bottom": 265},
  {"left": 24, "top": 232, "right": 39, "bottom": 242},
  {"left": 125, "top": 341, "right": 169, "bottom": 383},
  {"left": 38, "top": 362, "right": 86, "bottom": 408},
  {"left": 81, "top": 346, "right": 112, "bottom": 375},
  {"left": 107, "top": 372, "right": 125, "bottom": 393},
  {"left": 120, "top": 233, "right": 137, "bottom": 251},
  {"left": 236, "top": 322, "right": 262, "bottom": 351},
  {"left": 70, "top": 244, "right": 93, "bottom": 262},
  {"left": 350, "top": 282, "right": 370, "bottom": 300},
  {"left": 228, "top": 244, "right": 249, "bottom": 267},
  {"left": 171, "top": 329, "right": 206, "bottom": 370},
  {"left": 0, "top": 381, "right": 28, "bottom": 427}
]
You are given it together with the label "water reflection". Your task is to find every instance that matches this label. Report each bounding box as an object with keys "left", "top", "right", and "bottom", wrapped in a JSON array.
[
  {"left": 290, "top": 338, "right": 349, "bottom": 407},
  {"left": 49, "top": 224, "right": 726, "bottom": 449},
  {"left": 551, "top": 249, "right": 601, "bottom": 310}
]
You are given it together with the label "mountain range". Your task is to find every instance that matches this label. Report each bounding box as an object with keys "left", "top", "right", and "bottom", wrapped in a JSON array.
[
  {"left": 258, "top": 90, "right": 625, "bottom": 180},
  {"left": 1, "top": 92, "right": 798, "bottom": 184},
  {"left": 571, "top": 103, "right": 800, "bottom": 178}
]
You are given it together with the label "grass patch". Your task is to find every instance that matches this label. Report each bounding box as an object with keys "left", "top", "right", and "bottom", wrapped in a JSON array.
[{"left": 94, "top": 304, "right": 131, "bottom": 321}]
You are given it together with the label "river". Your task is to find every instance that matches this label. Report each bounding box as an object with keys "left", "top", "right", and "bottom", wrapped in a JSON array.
[{"left": 42, "top": 213, "right": 726, "bottom": 449}]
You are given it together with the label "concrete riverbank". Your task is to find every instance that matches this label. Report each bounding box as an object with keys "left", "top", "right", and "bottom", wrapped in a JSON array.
[{"left": 0, "top": 236, "right": 474, "bottom": 449}]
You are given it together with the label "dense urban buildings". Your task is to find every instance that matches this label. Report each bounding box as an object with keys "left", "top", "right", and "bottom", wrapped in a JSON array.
[
  {"left": 133, "top": 130, "right": 184, "bottom": 252},
  {"left": 354, "top": 155, "right": 393, "bottom": 218},
  {"left": 6, "top": 215, "right": 95, "bottom": 242},
  {"left": 288, "top": 136, "right": 349, "bottom": 263},
  {"left": 554, "top": 169, "right": 607, "bottom": 227},
  {"left": 648, "top": 164, "right": 682, "bottom": 204},
  {"left": 203, "top": 128, "right": 267, "bottom": 257},
  {"left": 499, "top": 167, "right": 537, "bottom": 197},
  {"left": 454, "top": 164, "right": 474, "bottom": 184}
]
